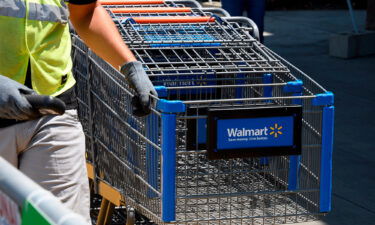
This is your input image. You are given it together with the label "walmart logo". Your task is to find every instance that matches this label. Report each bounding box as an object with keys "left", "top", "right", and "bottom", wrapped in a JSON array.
[
  {"left": 269, "top": 124, "right": 283, "bottom": 138},
  {"left": 226, "top": 123, "right": 285, "bottom": 139}
]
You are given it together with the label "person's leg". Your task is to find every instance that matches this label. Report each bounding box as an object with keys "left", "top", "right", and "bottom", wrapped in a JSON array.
[
  {"left": 246, "top": 0, "right": 266, "bottom": 43},
  {"left": 0, "top": 125, "right": 19, "bottom": 166},
  {"left": 18, "top": 110, "right": 90, "bottom": 223},
  {"left": 221, "top": 0, "right": 245, "bottom": 16}
]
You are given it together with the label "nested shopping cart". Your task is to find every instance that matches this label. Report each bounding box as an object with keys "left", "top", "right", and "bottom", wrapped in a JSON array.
[
  {"left": 106, "top": 7, "right": 229, "bottom": 19},
  {"left": 100, "top": 0, "right": 259, "bottom": 41},
  {"left": 100, "top": 0, "right": 231, "bottom": 23},
  {"left": 113, "top": 15, "right": 259, "bottom": 47},
  {"left": 72, "top": 6, "right": 334, "bottom": 225}
]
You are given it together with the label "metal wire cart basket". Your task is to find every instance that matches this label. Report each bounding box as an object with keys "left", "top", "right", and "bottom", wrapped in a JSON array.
[{"left": 72, "top": 2, "right": 334, "bottom": 224}]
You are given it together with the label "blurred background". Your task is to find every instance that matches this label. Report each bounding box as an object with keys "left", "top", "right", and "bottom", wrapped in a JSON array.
[
  {"left": 199, "top": 0, "right": 368, "bottom": 9},
  {"left": 265, "top": 0, "right": 367, "bottom": 10}
]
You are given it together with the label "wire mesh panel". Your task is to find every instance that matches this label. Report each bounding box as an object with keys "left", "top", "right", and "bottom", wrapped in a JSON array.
[
  {"left": 263, "top": 47, "right": 327, "bottom": 95},
  {"left": 173, "top": 100, "right": 323, "bottom": 224},
  {"left": 173, "top": 158, "right": 319, "bottom": 225},
  {"left": 134, "top": 45, "right": 286, "bottom": 74},
  {"left": 90, "top": 57, "right": 163, "bottom": 220},
  {"left": 115, "top": 18, "right": 255, "bottom": 48},
  {"left": 72, "top": 37, "right": 94, "bottom": 163},
  {"left": 72, "top": 37, "right": 163, "bottom": 220},
  {"left": 129, "top": 44, "right": 290, "bottom": 99}
]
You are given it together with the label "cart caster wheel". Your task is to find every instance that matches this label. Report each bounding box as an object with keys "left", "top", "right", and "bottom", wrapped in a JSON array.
[{"left": 126, "top": 207, "right": 135, "bottom": 225}]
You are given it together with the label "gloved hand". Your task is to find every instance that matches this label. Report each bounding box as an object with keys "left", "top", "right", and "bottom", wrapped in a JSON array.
[
  {"left": 0, "top": 75, "right": 37, "bottom": 120},
  {"left": 120, "top": 61, "right": 157, "bottom": 117}
]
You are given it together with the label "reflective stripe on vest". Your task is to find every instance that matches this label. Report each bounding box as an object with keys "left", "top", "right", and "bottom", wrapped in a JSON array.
[
  {"left": 0, "top": 0, "right": 26, "bottom": 18},
  {"left": 0, "top": 0, "right": 69, "bottom": 24}
]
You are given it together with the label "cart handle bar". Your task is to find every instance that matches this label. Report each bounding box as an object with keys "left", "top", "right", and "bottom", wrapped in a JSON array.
[
  {"left": 100, "top": 0, "right": 165, "bottom": 5},
  {"left": 120, "top": 16, "right": 215, "bottom": 23},
  {"left": 111, "top": 7, "right": 192, "bottom": 13}
]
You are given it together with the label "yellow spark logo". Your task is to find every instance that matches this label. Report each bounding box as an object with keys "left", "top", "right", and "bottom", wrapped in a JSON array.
[{"left": 269, "top": 124, "right": 283, "bottom": 138}]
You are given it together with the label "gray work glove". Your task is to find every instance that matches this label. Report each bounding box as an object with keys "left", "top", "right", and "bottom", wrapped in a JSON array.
[
  {"left": 120, "top": 61, "right": 157, "bottom": 117},
  {"left": 0, "top": 75, "right": 37, "bottom": 120}
]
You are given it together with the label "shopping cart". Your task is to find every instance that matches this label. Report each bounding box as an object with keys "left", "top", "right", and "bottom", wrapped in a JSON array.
[
  {"left": 73, "top": 2, "right": 334, "bottom": 223},
  {"left": 72, "top": 19, "right": 334, "bottom": 223}
]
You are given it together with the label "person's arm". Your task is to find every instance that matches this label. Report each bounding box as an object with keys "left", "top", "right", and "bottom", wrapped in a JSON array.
[
  {"left": 69, "top": 2, "right": 136, "bottom": 69},
  {"left": 68, "top": 2, "right": 157, "bottom": 117}
]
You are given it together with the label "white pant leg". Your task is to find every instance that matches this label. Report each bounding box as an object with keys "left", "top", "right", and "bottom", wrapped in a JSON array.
[
  {"left": 0, "top": 124, "right": 18, "bottom": 166},
  {"left": 0, "top": 110, "right": 90, "bottom": 224}
]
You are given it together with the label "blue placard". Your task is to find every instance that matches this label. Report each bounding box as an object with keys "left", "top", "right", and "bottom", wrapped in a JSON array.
[{"left": 216, "top": 116, "right": 294, "bottom": 150}]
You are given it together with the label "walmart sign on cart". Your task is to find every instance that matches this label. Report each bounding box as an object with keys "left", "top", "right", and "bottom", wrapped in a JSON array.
[
  {"left": 218, "top": 116, "right": 294, "bottom": 149},
  {"left": 207, "top": 106, "right": 302, "bottom": 159}
]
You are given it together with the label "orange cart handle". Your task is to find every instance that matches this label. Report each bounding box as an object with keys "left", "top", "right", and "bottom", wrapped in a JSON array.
[
  {"left": 121, "top": 16, "right": 215, "bottom": 23},
  {"left": 100, "top": 0, "right": 165, "bottom": 5},
  {"left": 111, "top": 7, "right": 192, "bottom": 13}
]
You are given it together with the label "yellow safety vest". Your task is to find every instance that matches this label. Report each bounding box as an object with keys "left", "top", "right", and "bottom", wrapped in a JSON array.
[{"left": 0, "top": 0, "right": 75, "bottom": 96}]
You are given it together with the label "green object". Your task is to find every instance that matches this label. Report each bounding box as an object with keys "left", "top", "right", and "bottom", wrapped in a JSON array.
[
  {"left": 21, "top": 201, "right": 53, "bottom": 225},
  {"left": 0, "top": 0, "right": 76, "bottom": 96}
]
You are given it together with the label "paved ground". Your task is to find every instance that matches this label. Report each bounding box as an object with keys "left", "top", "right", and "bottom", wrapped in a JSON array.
[{"left": 264, "top": 10, "right": 375, "bottom": 225}]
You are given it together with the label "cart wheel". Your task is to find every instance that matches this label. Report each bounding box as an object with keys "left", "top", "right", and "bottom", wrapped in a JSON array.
[{"left": 126, "top": 207, "right": 135, "bottom": 225}]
